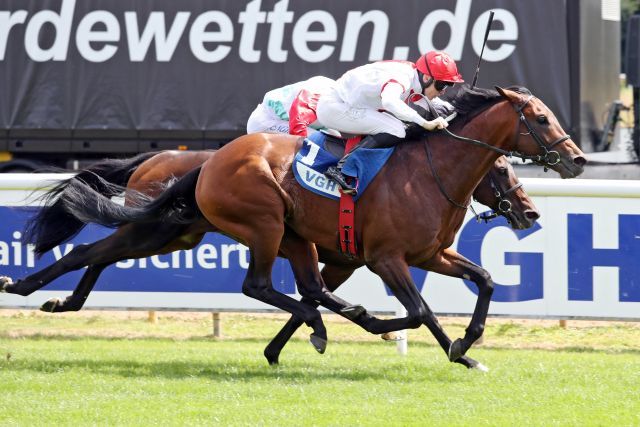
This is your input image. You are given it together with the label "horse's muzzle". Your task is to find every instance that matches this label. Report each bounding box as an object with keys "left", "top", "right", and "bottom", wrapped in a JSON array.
[{"left": 557, "top": 154, "right": 586, "bottom": 178}]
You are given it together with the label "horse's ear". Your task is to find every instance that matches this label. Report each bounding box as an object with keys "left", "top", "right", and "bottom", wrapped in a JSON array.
[{"left": 495, "top": 86, "right": 508, "bottom": 98}]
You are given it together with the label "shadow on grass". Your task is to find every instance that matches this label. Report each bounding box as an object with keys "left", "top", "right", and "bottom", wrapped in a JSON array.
[
  {"left": 3, "top": 333, "right": 639, "bottom": 356},
  {"left": 0, "top": 354, "right": 471, "bottom": 384}
]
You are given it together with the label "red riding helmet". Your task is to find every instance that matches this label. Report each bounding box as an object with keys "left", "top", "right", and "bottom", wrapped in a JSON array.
[{"left": 415, "top": 51, "right": 464, "bottom": 83}]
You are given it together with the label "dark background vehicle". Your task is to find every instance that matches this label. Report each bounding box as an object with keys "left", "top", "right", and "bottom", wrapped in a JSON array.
[{"left": 0, "top": 0, "right": 626, "bottom": 171}]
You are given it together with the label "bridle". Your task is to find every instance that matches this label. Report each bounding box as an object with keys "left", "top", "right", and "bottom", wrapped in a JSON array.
[
  {"left": 438, "top": 94, "right": 571, "bottom": 169},
  {"left": 512, "top": 95, "right": 569, "bottom": 171},
  {"left": 471, "top": 174, "right": 523, "bottom": 223},
  {"left": 423, "top": 91, "right": 571, "bottom": 213}
]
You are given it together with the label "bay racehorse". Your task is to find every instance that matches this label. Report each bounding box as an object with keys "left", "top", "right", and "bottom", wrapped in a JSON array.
[
  {"left": 3, "top": 86, "right": 583, "bottom": 366},
  {"left": 2, "top": 152, "right": 536, "bottom": 371}
]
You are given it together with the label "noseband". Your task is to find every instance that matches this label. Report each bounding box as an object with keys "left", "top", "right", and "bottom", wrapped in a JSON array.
[
  {"left": 513, "top": 95, "right": 570, "bottom": 170},
  {"left": 472, "top": 176, "right": 523, "bottom": 223}
]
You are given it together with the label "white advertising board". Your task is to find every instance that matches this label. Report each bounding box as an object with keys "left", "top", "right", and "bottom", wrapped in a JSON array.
[{"left": 0, "top": 175, "right": 639, "bottom": 320}]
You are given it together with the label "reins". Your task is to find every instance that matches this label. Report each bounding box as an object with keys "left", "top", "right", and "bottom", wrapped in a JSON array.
[
  {"left": 441, "top": 96, "right": 568, "bottom": 168},
  {"left": 420, "top": 92, "right": 570, "bottom": 213},
  {"left": 424, "top": 139, "right": 470, "bottom": 209}
]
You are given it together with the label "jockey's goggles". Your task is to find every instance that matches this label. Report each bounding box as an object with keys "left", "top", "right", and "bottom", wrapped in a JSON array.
[{"left": 434, "top": 80, "right": 454, "bottom": 91}]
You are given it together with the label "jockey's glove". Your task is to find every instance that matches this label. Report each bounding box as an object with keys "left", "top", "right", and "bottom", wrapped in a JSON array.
[{"left": 422, "top": 117, "right": 448, "bottom": 131}]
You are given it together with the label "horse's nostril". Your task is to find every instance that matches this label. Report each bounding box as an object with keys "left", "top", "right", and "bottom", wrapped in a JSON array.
[
  {"left": 525, "top": 210, "right": 540, "bottom": 220},
  {"left": 573, "top": 156, "right": 587, "bottom": 167}
]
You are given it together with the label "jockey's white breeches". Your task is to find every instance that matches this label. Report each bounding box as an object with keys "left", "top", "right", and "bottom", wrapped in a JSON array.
[
  {"left": 246, "top": 104, "right": 290, "bottom": 134},
  {"left": 316, "top": 89, "right": 407, "bottom": 138}
]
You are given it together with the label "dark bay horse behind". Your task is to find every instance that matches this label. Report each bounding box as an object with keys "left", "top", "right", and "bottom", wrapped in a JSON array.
[{"left": 3, "top": 86, "right": 584, "bottom": 366}]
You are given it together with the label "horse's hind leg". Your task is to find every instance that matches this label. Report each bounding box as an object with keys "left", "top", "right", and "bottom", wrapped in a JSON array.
[
  {"left": 40, "top": 264, "right": 107, "bottom": 312},
  {"left": 279, "top": 231, "right": 370, "bottom": 321},
  {"left": 2, "top": 224, "right": 144, "bottom": 296},
  {"left": 263, "top": 263, "right": 355, "bottom": 365},
  {"left": 3, "top": 222, "right": 192, "bottom": 300},
  {"left": 42, "top": 228, "right": 207, "bottom": 313},
  {"left": 239, "top": 226, "right": 329, "bottom": 353},
  {"left": 357, "top": 257, "right": 433, "bottom": 334},
  {"left": 1, "top": 242, "right": 100, "bottom": 296}
]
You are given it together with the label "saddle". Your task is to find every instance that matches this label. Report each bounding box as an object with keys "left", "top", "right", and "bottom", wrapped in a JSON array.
[{"left": 292, "top": 132, "right": 395, "bottom": 202}]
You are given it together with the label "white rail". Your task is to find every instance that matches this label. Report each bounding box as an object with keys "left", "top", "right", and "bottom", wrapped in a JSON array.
[{"left": 2, "top": 174, "right": 640, "bottom": 198}]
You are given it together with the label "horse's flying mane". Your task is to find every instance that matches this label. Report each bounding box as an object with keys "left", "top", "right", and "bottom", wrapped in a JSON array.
[{"left": 445, "top": 84, "right": 532, "bottom": 127}]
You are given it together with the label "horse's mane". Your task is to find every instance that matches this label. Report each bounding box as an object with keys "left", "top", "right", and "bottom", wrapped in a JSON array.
[{"left": 444, "top": 85, "right": 532, "bottom": 128}]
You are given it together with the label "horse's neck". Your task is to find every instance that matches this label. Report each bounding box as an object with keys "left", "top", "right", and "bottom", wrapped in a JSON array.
[{"left": 410, "top": 102, "right": 516, "bottom": 206}]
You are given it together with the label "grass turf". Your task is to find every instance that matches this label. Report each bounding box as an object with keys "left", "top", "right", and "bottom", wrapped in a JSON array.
[{"left": 0, "top": 311, "right": 639, "bottom": 426}]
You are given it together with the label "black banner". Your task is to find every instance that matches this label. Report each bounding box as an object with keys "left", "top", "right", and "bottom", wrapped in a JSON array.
[{"left": 0, "top": 0, "right": 574, "bottom": 141}]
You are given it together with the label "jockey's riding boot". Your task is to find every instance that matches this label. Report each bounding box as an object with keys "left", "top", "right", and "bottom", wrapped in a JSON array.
[
  {"left": 324, "top": 133, "right": 403, "bottom": 195},
  {"left": 324, "top": 165, "right": 356, "bottom": 195}
]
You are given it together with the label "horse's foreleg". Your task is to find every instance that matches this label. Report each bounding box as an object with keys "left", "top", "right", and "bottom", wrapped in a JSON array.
[
  {"left": 413, "top": 290, "right": 487, "bottom": 371},
  {"left": 263, "top": 262, "right": 355, "bottom": 365},
  {"left": 422, "top": 249, "right": 493, "bottom": 364}
]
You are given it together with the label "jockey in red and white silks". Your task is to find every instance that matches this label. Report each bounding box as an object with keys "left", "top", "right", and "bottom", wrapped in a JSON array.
[
  {"left": 317, "top": 52, "right": 463, "bottom": 138},
  {"left": 319, "top": 51, "right": 465, "bottom": 194},
  {"left": 246, "top": 76, "right": 336, "bottom": 137}
]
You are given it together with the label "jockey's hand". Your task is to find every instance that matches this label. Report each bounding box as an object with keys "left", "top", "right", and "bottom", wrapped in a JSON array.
[{"left": 422, "top": 117, "right": 449, "bottom": 131}]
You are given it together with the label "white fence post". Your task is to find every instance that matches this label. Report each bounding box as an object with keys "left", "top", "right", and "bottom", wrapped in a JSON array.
[{"left": 396, "top": 303, "right": 407, "bottom": 355}]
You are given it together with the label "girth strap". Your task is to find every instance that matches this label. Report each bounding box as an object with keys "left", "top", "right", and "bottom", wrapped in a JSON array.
[{"left": 338, "top": 136, "right": 361, "bottom": 257}]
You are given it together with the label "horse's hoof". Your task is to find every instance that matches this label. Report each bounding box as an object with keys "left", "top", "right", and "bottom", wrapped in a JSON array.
[
  {"left": 263, "top": 349, "right": 280, "bottom": 366},
  {"left": 0, "top": 276, "right": 13, "bottom": 292},
  {"left": 381, "top": 331, "right": 404, "bottom": 341},
  {"left": 309, "top": 334, "right": 327, "bottom": 354},
  {"left": 40, "top": 298, "right": 61, "bottom": 313},
  {"left": 471, "top": 362, "right": 489, "bottom": 372},
  {"left": 448, "top": 338, "right": 465, "bottom": 362},
  {"left": 340, "top": 304, "right": 366, "bottom": 321}
]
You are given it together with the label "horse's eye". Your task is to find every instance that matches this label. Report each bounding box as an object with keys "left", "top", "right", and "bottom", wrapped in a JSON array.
[
  {"left": 499, "top": 167, "right": 508, "bottom": 176},
  {"left": 537, "top": 115, "right": 548, "bottom": 124}
]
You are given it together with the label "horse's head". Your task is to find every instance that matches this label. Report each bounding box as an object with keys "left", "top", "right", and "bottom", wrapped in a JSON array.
[
  {"left": 495, "top": 86, "right": 586, "bottom": 178},
  {"left": 474, "top": 156, "right": 539, "bottom": 230}
]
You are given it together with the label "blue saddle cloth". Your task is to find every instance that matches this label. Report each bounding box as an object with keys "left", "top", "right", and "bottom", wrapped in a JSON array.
[{"left": 292, "top": 132, "right": 395, "bottom": 201}]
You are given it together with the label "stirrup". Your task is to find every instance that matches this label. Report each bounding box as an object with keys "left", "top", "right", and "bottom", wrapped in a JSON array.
[{"left": 325, "top": 167, "right": 357, "bottom": 195}]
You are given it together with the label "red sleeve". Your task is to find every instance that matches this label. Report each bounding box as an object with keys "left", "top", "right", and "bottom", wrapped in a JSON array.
[{"left": 289, "top": 89, "right": 321, "bottom": 137}]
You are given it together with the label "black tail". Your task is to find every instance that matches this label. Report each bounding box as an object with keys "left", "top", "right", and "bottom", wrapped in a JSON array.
[
  {"left": 24, "top": 152, "right": 157, "bottom": 256},
  {"left": 57, "top": 166, "right": 202, "bottom": 229}
]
